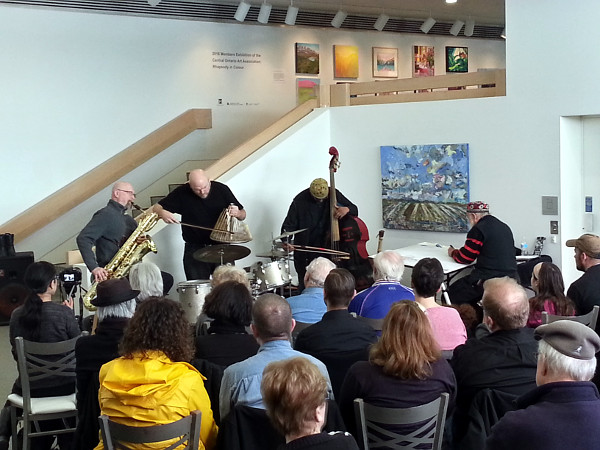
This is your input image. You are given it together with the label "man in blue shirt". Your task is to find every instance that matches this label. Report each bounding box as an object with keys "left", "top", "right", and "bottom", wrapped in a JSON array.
[
  {"left": 349, "top": 250, "right": 414, "bottom": 319},
  {"left": 219, "top": 293, "right": 331, "bottom": 420},
  {"left": 288, "top": 257, "right": 336, "bottom": 324}
]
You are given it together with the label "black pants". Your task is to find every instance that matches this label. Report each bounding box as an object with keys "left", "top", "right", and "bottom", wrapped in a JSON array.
[
  {"left": 183, "top": 243, "right": 216, "bottom": 281},
  {"left": 447, "top": 275, "right": 485, "bottom": 305}
]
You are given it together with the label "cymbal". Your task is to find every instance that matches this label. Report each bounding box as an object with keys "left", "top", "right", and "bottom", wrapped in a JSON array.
[
  {"left": 256, "top": 249, "right": 289, "bottom": 259},
  {"left": 193, "top": 244, "right": 251, "bottom": 264},
  {"left": 273, "top": 228, "right": 308, "bottom": 241}
]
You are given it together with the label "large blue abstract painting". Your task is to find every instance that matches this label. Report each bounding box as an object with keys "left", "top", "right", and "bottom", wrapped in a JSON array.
[{"left": 380, "top": 143, "right": 470, "bottom": 232}]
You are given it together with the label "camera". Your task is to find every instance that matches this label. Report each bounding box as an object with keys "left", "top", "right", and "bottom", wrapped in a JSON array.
[{"left": 59, "top": 267, "right": 82, "bottom": 284}]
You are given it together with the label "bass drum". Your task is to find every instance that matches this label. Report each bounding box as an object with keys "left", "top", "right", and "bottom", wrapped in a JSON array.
[{"left": 177, "top": 280, "right": 211, "bottom": 325}]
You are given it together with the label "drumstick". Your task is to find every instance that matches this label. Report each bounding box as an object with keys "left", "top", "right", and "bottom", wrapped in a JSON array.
[
  {"left": 294, "top": 245, "right": 350, "bottom": 255},
  {"left": 293, "top": 247, "right": 350, "bottom": 259},
  {"left": 178, "top": 222, "right": 235, "bottom": 234}
]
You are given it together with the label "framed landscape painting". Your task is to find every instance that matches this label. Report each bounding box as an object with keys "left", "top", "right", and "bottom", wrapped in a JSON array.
[
  {"left": 296, "top": 78, "right": 320, "bottom": 105},
  {"left": 334, "top": 45, "right": 359, "bottom": 78},
  {"left": 295, "top": 43, "right": 319, "bottom": 75},
  {"left": 380, "top": 143, "right": 470, "bottom": 232},
  {"left": 372, "top": 47, "right": 398, "bottom": 78},
  {"left": 446, "top": 46, "right": 468, "bottom": 73}
]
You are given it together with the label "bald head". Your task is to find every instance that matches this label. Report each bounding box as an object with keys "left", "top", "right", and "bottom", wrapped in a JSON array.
[
  {"left": 188, "top": 169, "right": 211, "bottom": 198},
  {"left": 481, "top": 277, "right": 529, "bottom": 331},
  {"left": 112, "top": 181, "right": 135, "bottom": 207},
  {"left": 251, "top": 293, "right": 293, "bottom": 341}
]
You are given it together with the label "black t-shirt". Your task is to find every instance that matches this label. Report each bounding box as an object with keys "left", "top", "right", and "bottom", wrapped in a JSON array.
[{"left": 158, "top": 181, "right": 243, "bottom": 246}]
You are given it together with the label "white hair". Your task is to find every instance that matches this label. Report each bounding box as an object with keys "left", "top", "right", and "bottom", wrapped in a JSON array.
[
  {"left": 538, "top": 340, "right": 597, "bottom": 382},
  {"left": 129, "top": 261, "right": 163, "bottom": 301},
  {"left": 211, "top": 264, "right": 251, "bottom": 290},
  {"left": 306, "top": 257, "right": 336, "bottom": 288},
  {"left": 373, "top": 250, "right": 405, "bottom": 282},
  {"left": 96, "top": 299, "right": 137, "bottom": 322}
]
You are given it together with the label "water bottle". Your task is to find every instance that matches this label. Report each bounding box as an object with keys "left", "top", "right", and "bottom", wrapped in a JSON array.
[{"left": 520, "top": 238, "right": 528, "bottom": 256}]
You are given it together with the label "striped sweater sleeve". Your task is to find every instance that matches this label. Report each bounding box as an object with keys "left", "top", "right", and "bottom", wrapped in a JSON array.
[{"left": 451, "top": 227, "right": 484, "bottom": 264}]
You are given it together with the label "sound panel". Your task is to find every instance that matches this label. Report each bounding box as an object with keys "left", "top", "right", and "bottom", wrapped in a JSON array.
[{"left": 0, "top": 252, "right": 34, "bottom": 325}]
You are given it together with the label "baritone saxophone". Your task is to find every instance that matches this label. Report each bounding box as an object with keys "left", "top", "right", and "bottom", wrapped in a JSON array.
[{"left": 82, "top": 209, "right": 159, "bottom": 311}]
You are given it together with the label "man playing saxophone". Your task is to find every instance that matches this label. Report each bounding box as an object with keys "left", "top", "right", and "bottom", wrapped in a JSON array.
[
  {"left": 153, "top": 169, "right": 246, "bottom": 280},
  {"left": 77, "top": 181, "right": 138, "bottom": 282}
]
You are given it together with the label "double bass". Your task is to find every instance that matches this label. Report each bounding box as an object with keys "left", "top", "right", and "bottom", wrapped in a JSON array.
[{"left": 328, "top": 146, "right": 374, "bottom": 291}]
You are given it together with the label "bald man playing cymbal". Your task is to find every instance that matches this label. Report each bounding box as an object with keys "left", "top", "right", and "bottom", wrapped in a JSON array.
[{"left": 154, "top": 169, "right": 246, "bottom": 280}]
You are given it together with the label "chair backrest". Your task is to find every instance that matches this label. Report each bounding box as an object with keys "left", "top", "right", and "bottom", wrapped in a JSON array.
[
  {"left": 541, "top": 304, "right": 599, "bottom": 329},
  {"left": 99, "top": 411, "right": 201, "bottom": 450},
  {"left": 356, "top": 316, "right": 384, "bottom": 332},
  {"left": 291, "top": 321, "right": 312, "bottom": 344},
  {"left": 14, "top": 335, "right": 79, "bottom": 410},
  {"left": 354, "top": 393, "right": 449, "bottom": 450}
]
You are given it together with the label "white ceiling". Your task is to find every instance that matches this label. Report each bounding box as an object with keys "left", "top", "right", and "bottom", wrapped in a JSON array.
[{"left": 217, "top": 0, "right": 505, "bottom": 26}]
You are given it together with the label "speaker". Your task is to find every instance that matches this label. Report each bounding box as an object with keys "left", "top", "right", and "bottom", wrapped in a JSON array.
[{"left": 0, "top": 251, "right": 34, "bottom": 325}]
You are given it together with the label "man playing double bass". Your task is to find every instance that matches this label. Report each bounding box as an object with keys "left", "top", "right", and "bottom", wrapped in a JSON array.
[{"left": 281, "top": 178, "right": 358, "bottom": 290}]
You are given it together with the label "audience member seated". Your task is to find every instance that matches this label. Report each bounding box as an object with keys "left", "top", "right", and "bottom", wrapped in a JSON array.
[
  {"left": 212, "top": 264, "right": 252, "bottom": 291},
  {"left": 348, "top": 250, "right": 414, "bottom": 320},
  {"left": 487, "top": 321, "right": 600, "bottom": 450},
  {"left": 74, "top": 278, "right": 138, "bottom": 450},
  {"left": 412, "top": 258, "right": 467, "bottom": 350},
  {"left": 128, "top": 261, "right": 164, "bottom": 301},
  {"left": 565, "top": 234, "right": 600, "bottom": 327},
  {"left": 96, "top": 297, "right": 218, "bottom": 450},
  {"left": 527, "top": 262, "right": 575, "bottom": 328},
  {"left": 219, "top": 293, "right": 331, "bottom": 420},
  {"left": 2, "top": 261, "right": 80, "bottom": 450},
  {"left": 195, "top": 281, "right": 259, "bottom": 367},
  {"left": 288, "top": 257, "right": 336, "bottom": 324},
  {"left": 338, "top": 300, "right": 456, "bottom": 437},
  {"left": 262, "top": 358, "right": 359, "bottom": 450},
  {"left": 450, "top": 277, "right": 538, "bottom": 446},
  {"left": 295, "top": 269, "right": 377, "bottom": 398}
]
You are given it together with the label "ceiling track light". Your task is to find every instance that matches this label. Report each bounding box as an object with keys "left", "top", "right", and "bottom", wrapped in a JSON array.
[
  {"left": 420, "top": 17, "right": 436, "bottom": 34},
  {"left": 449, "top": 19, "right": 465, "bottom": 36},
  {"left": 464, "top": 19, "right": 475, "bottom": 37},
  {"left": 285, "top": 3, "right": 299, "bottom": 25},
  {"left": 373, "top": 13, "right": 389, "bottom": 32},
  {"left": 234, "top": 1, "right": 251, "bottom": 22},
  {"left": 500, "top": 28, "right": 506, "bottom": 39},
  {"left": 147, "top": 0, "right": 160, "bottom": 5},
  {"left": 331, "top": 10, "right": 347, "bottom": 28},
  {"left": 257, "top": 2, "right": 272, "bottom": 24}
]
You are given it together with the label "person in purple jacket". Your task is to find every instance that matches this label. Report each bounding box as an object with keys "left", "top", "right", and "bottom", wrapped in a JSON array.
[{"left": 486, "top": 320, "right": 600, "bottom": 450}]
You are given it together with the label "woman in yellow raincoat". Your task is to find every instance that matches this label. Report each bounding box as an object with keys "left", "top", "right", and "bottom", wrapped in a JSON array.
[{"left": 95, "top": 296, "right": 218, "bottom": 449}]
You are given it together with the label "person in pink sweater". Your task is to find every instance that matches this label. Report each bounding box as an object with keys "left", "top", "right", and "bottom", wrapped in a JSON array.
[{"left": 412, "top": 258, "right": 467, "bottom": 351}]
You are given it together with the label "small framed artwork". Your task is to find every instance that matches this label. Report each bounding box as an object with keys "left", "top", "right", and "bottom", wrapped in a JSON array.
[
  {"left": 413, "top": 46, "right": 434, "bottom": 77},
  {"left": 334, "top": 45, "right": 359, "bottom": 79},
  {"left": 295, "top": 43, "right": 319, "bottom": 75},
  {"left": 446, "top": 47, "right": 468, "bottom": 73},
  {"left": 372, "top": 47, "right": 398, "bottom": 78},
  {"left": 296, "top": 78, "right": 320, "bottom": 105}
]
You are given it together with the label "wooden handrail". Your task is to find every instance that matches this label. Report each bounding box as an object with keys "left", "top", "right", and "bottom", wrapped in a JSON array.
[
  {"left": 204, "top": 99, "right": 318, "bottom": 180},
  {"left": 1, "top": 109, "right": 212, "bottom": 243},
  {"left": 330, "top": 70, "right": 506, "bottom": 107}
]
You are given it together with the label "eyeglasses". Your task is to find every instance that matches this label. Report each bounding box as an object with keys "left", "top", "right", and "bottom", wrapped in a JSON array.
[{"left": 117, "top": 189, "right": 136, "bottom": 197}]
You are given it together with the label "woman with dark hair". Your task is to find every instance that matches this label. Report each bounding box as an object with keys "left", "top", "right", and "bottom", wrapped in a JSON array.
[
  {"left": 195, "top": 280, "right": 258, "bottom": 367},
  {"left": 527, "top": 262, "right": 575, "bottom": 328},
  {"left": 338, "top": 300, "right": 456, "bottom": 437},
  {"left": 4, "top": 261, "right": 80, "bottom": 449},
  {"left": 96, "top": 296, "right": 218, "bottom": 450},
  {"left": 262, "top": 357, "right": 358, "bottom": 449}
]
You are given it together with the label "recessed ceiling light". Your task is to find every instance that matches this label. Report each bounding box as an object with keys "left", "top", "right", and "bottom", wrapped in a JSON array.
[{"left": 446, "top": 0, "right": 458, "bottom": 4}]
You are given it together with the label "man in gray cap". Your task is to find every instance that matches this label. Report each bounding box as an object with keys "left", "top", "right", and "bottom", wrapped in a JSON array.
[
  {"left": 486, "top": 320, "right": 600, "bottom": 450},
  {"left": 566, "top": 233, "right": 600, "bottom": 330}
]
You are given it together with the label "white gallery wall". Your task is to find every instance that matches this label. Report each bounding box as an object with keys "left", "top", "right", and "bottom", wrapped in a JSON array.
[
  {"left": 0, "top": 3, "right": 505, "bottom": 227},
  {"left": 5, "top": 1, "right": 600, "bottom": 289}
]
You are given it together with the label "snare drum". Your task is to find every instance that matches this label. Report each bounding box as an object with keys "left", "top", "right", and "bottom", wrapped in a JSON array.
[
  {"left": 177, "top": 280, "right": 211, "bottom": 324},
  {"left": 253, "top": 260, "right": 291, "bottom": 290}
]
